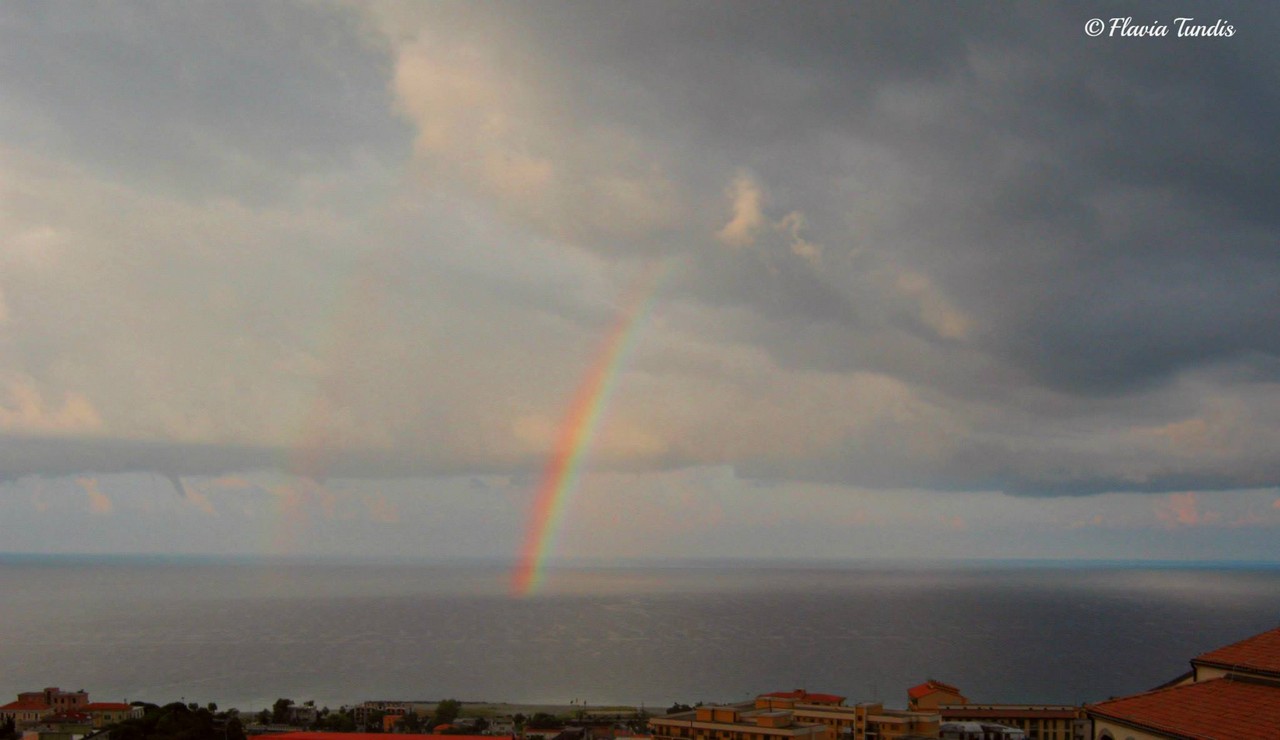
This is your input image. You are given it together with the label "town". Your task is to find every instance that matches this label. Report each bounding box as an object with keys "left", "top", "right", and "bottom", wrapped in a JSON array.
[{"left": 4, "top": 625, "right": 1278, "bottom": 740}]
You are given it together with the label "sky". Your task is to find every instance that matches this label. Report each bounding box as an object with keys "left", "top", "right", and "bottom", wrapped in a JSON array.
[{"left": 1, "top": 1, "right": 1279, "bottom": 565}]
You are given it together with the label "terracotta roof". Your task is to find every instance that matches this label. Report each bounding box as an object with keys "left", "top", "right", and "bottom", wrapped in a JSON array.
[
  {"left": 84, "top": 703, "right": 133, "bottom": 712},
  {"left": 0, "top": 701, "right": 51, "bottom": 711},
  {"left": 761, "top": 690, "right": 846, "bottom": 704},
  {"left": 1087, "top": 676, "right": 1280, "bottom": 740},
  {"left": 1192, "top": 626, "right": 1280, "bottom": 677},
  {"left": 908, "top": 680, "right": 962, "bottom": 700}
]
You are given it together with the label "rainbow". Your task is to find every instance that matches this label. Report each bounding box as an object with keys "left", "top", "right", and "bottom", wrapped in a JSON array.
[
  {"left": 277, "top": 252, "right": 396, "bottom": 555},
  {"left": 511, "top": 264, "right": 665, "bottom": 596}
]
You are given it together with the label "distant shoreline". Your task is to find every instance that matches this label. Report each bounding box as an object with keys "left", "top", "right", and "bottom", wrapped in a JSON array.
[{"left": 3, "top": 552, "right": 1279, "bottom": 570}]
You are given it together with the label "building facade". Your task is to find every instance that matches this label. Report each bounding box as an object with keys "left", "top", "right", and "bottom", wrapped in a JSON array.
[
  {"left": 650, "top": 705, "right": 829, "bottom": 740},
  {"left": 749, "top": 690, "right": 940, "bottom": 740},
  {"left": 938, "top": 706, "right": 1082, "bottom": 740},
  {"left": 1086, "top": 625, "right": 1280, "bottom": 739},
  {"left": 907, "top": 683, "right": 966, "bottom": 713},
  {"left": 1, "top": 689, "right": 94, "bottom": 730}
]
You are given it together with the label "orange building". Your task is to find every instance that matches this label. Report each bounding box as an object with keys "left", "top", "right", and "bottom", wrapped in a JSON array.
[
  {"left": 758, "top": 691, "right": 847, "bottom": 708},
  {"left": 853, "top": 703, "right": 939, "bottom": 740},
  {"left": 650, "top": 704, "right": 829, "bottom": 740},
  {"left": 938, "top": 705, "right": 1083, "bottom": 740},
  {"left": 270, "top": 733, "right": 487, "bottom": 740},
  {"left": 1, "top": 688, "right": 92, "bottom": 729},
  {"left": 751, "top": 690, "right": 938, "bottom": 740},
  {"left": 1086, "top": 625, "right": 1280, "bottom": 739},
  {"left": 83, "top": 703, "right": 138, "bottom": 728},
  {"left": 0, "top": 700, "right": 52, "bottom": 727},
  {"left": 907, "top": 682, "right": 966, "bottom": 712}
]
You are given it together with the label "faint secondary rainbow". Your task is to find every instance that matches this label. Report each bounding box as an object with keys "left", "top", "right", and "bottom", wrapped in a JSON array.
[
  {"left": 277, "top": 249, "right": 398, "bottom": 556},
  {"left": 512, "top": 264, "right": 666, "bottom": 597}
]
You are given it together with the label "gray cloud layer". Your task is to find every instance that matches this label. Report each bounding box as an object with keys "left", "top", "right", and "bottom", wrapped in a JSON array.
[{"left": 1, "top": 1, "right": 1277, "bottom": 497}]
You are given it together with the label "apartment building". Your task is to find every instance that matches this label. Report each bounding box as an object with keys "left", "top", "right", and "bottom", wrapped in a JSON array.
[
  {"left": 1, "top": 689, "right": 95, "bottom": 729},
  {"left": 751, "top": 690, "right": 938, "bottom": 740},
  {"left": 649, "top": 704, "right": 829, "bottom": 740},
  {"left": 82, "top": 703, "right": 138, "bottom": 729},
  {"left": 938, "top": 706, "right": 1082, "bottom": 740},
  {"left": 907, "top": 683, "right": 965, "bottom": 712},
  {"left": 853, "top": 703, "right": 939, "bottom": 740},
  {"left": 352, "top": 701, "right": 413, "bottom": 729},
  {"left": 1086, "top": 625, "right": 1280, "bottom": 739}
]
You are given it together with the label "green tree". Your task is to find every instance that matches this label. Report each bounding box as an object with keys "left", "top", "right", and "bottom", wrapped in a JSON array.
[
  {"left": 108, "top": 700, "right": 220, "bottom": 740},
  {"left": 225, "top": 716, "right": 246, "bottom": 740},
  {"left": 272, "top": 699, "right": 294, "bottom": 725},
  {"left": 317, "top": 709, "right": 356, "bottom": 733},
  {"left": 402, "top": 713, "right": 422, "bottom": 733},
  {"left": 433, "top": 700, "right": 462, "bottom": 727},
  {"left": 527, "top": 713, "right": 559, "bottom": 729}
]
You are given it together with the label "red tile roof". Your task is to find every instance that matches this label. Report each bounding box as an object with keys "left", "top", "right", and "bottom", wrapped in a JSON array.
[
  {"left": 1192, "top": 626, "right": 1280, "bottom": 677},
  {"left": 84, "top": 703, "right": 133, "bottom": 712},
  {"left": 908, "top": 680, "right": 962, "bottom": 700},
  {"left": 0, "top": 701, "right": 51, "bottom": 711},
  {"left": 760, "top": 690, "right": 846, "bottom": 704},
  {"left": 1088, "top": 676, "right": 1280, "bottom": 740}
]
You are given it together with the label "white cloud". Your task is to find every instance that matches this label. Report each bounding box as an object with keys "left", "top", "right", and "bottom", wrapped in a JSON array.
[
  {"left": 894, "top": 269, "right": 972, "bottom": 341},
  {"left": 716, "top": 171, "right": 766, "bottom": 247},
  {"left": 775, "top": 210, "right": 823, "bottom": 264},
  {"left": 389, "top": 30, "right": 683, "bottom": 246},
  {"left": 0, "top": 376, "right": 103, "bottom": 435},
  {"left": 76, "top": 476, "right": 113, "bottom": 515}
]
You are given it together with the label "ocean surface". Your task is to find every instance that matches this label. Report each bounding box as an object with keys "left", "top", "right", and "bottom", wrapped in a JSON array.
[{"left": 2, "top": 556, "right": 1279, "bottom": 712}]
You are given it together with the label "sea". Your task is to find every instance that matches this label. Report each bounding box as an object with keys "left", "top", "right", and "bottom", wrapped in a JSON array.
[{"left": 2, "top": 555, "right": 1279, "bottom": 712}]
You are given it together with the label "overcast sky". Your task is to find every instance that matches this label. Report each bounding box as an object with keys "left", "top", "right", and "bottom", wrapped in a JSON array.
[{"left": 2, "top": 1, "right": 1278, "bottom": 563}]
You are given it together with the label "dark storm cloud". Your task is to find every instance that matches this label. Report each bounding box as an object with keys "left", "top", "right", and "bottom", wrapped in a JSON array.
[
  {"left": 0, "top": 435, "right": 278, "bottom": 484},
  {"left": 487, "top": 1, "right": 1280, "bottom": 397},
  {"left": 4, "top": 0, "right": 1279, "bottom": 500},
  {"left": 0, "top": 0, "right": 408, "bottom": 203},
  {"left": 0, "top": 434, "right": 522, "bottom": 485}
]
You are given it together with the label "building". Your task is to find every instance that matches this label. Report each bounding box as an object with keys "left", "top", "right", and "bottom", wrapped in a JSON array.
[
  {"left": 938, "top": 706, "right": 1083, "bottom": 740},
  {"left": 352, "top": 701, "right": 414, "bottom": 729},
  {"left": 939, "top": 722, "right": 1024, "bottom": 740},
  {"left": 82, "top": 703, "right": 138, "bottom": 729},
  {"left": 907, "top": 683, "right": 965, "bottom": 713},
  {"left": 751, "top": 692, "right": 854, "bottom": 738},
  {"left": 0, "top": 701, "right": 53, "bottom": 728},
  {"left": 268, "top": 733, "right": 488, "bottom": 740},
  {"left": 749, "top": 689, "right": 939, "bottom": 740},
  {"left": 649, "top": 704, "right": 829, "bottom": 740},
  {"left": 758, "top": 692, "right": 847, "bottom": 709},
  {"left": 1086, "top": 625, "right": 1280, "bottom": 739},
  {"left": 1, "top": 689, "right": 93, "bottom": 730},
  {"left": 853, "top": 704, "right": 939, "bottom": 740},
  {"left": 286, "top": 705, "right": 318, "bottom": 727}
]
